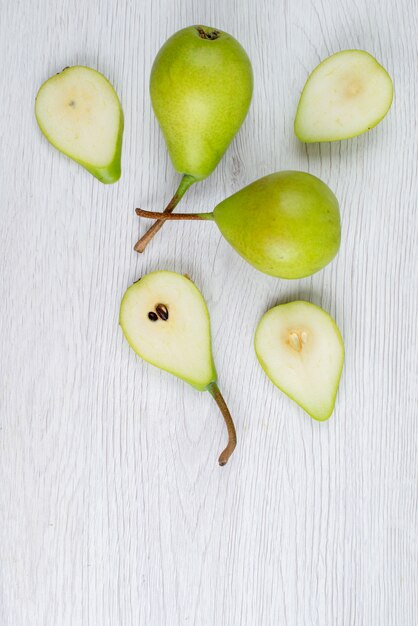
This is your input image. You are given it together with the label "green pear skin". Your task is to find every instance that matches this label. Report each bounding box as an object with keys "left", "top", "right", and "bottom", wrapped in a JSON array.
[
  {"left": 150, "top": 26, "right": 253, "bottom": 181},
  {"left": 213, "top": 171, "right": 341, "bottom": 279}
]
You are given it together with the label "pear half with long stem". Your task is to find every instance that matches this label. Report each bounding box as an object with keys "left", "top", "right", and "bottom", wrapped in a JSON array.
[
  {"left": 255, "top": 301, "right": 344, "bottom": 420},
  {"left": 136, "top": 171, "right": 341, "bottom": 279},
  {"left": 119, "top": 271, "right": 237, "bottom": 466},
  {"left": 134, "top": 25, "right": 253, "bottom": 252},
  {"left": 35, "top": 66, "right": 123, "bottom": 183},
  {"left": 295, "top": 50, "right": 393, "bottom": 142}
]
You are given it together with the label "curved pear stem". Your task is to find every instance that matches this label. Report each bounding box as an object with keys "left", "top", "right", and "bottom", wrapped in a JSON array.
[
  {"left": 208, "top": 382, "right": 237, "bottom": 466},
  {"left": 134, "top": 174, "right": 196, "bottom": 253},
  {"left": 136, "top": 208, "right": 212, "bottom": 221}
]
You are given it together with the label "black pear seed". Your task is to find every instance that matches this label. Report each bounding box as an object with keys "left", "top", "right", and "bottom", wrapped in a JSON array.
[
  {"left": 156, "top": 304, "right": 169, "bottom": 321},
  {"left": 148, "top": 311, "right": 158, "bottom": 321}
]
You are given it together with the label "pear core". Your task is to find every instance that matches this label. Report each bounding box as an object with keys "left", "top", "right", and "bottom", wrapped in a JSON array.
[{"left": 288, "top": 329, "right": 309, "bottom": 352}]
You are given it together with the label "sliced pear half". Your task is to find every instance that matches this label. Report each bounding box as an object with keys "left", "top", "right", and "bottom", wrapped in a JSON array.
[
  {"left": 255, "top": 301, "right": 344, "bottom": 421},
  {"left": 35, "top": 66, "right": 123, "bottom": 183},
  {"left": 120, "top": 271, "right": 216, "bottom": 390},
  {"left": 120, "top": 271, "right": 237, "bottom": 465},
  {"left": 295, "top": 50, "right": 393, "bottom": 142}
]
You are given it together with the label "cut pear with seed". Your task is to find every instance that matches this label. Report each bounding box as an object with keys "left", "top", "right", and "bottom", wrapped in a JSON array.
[
  {"left": 255, "top": 301, "right": 344, "bottom": 421},
  {"left": 119, "top": 271, "right": 237, "bottom": 465},
  {"left": 120, "top": 271, "right": 216, "bottom": 390},
  {"left": 35, "top": 66, "right": 123, "bottom": 183},
  {"left": 295, "top": 50, "right": 393, "bottom": 142}
]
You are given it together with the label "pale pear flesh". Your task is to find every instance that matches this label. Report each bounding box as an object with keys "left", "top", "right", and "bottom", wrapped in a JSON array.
[
  {"left": 255, "top": 301, "right": 344, "bottom": 420},
  {"left": 35, "top": 66, "right": 123, "bottom": 183},
  {"left": 295, "top": 50, "right": 393, "bottom": 142},
  {"left": 119, "top": 271, "right": 216, "bottom": 391}
]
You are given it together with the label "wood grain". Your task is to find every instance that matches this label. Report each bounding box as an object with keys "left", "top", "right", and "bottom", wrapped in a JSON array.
[{"left": 1, "top": 0, "right": 417, "bottom": 624}]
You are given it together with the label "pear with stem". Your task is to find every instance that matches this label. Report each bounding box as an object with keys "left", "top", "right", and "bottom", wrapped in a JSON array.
[
  {"left": 119, "top": 271, "right": 237, "bottom": 466},
  {"left": 134, "top": 25, "right": 253, "bottom": 252},
  {"left": 136, "top": 171, "right": 341, "bottom": 279}
]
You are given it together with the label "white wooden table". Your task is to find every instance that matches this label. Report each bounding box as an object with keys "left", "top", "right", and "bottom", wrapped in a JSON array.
[{"left": 1, "top": 0, "right": 417, "bottom": 624}]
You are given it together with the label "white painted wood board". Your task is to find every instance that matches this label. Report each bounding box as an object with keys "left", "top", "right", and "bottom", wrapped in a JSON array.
[{"left": 0, "top": 0, "right": 417, "bottom": 624}]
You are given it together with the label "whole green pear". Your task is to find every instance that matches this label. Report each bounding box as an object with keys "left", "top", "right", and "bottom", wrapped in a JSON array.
[
  {"left": 136, "top": 171, "right": 341, "bottom": 279},
  {"left": 134, "top": 25, "right": 253, "bottom": 252},
  {"left": 213, "top": 171, "right": 340, "bottom": 278},
  {"left": 151, "top": 25, "right": 253, "bottom": 180}
]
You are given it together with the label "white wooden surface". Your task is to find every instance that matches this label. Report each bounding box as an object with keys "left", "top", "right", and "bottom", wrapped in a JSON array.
[{"left": 1, "top": 0, "right": 417, "bottom": 624}]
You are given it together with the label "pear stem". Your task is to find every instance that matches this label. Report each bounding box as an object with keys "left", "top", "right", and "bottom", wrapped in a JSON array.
[
  {"left": 136, "top": 208, "right": 212, "bottom": 221},
  {"left": 133, "top": 174, "right": 195, "bottom": 253},
  {"left": 208, "top": 382, "right": 237, "bottom": 466}
]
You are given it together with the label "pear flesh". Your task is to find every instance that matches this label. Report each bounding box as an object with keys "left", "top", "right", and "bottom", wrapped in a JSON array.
[
  {"left": 150, "top": 25, "right": 253, "bottom": 181},
  {"left": 255, "top": 301, "right": 344, "bottom": 421},
  {"left": 120, "top": 271, "right": 216, "bottom": 391},
  {"left": 295, "top": 50, "right": 393, "bottom": 142},
  {"left": 119, "top": 271, "right": 237, "bottom": 466},
  {"left": 35, "top": 66, "right": 123, "bottom": 183},
  {"left": 213, "top": 171, "right": 341, "bottom": 279}
]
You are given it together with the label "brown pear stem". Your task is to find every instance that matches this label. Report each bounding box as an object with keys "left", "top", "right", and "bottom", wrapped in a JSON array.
[
  {"left": 133, "top": 174, "right": 195, "bottom": 253},
  {"left": 208, "top": 382, "right": 237, "bottom": 466},
  {"left": 136, "top": 208, "right": 210, "bottom": 221}
]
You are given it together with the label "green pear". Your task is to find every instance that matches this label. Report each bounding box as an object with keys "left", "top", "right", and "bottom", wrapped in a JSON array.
[
  {"left": 119, "top": 270, "right": 237, "bottom": 465},
  {"left": 255, "top": 301, "right": 344, "bottom": 421},
  {"left": 35, "top": 66, "right": 123, "bottom": 183},
  {"left": 134, "top": 25, "right": 253, "bottom": 252},
  {"left": 136, "top": 171, "right": 341, "bottom": 279},
  {"left": 295, "top": 50, "right": 393, "bottom": 142}
]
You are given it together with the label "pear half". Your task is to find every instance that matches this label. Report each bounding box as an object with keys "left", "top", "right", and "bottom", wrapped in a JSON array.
[
  {"left": 120, "top": 271, "right": 237, "bottom": 465},
  {"left": 35, "top": 66, "right": 123, "bottom": 183},
  {"left": 295, "top": 50, "right": 393, "bottom": 142},
  {"left": 255, "top": 301, "right": 344, "bottom": 421},
  {"left": 120, "top": 271, "right": 216, "bottom": 390}
]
